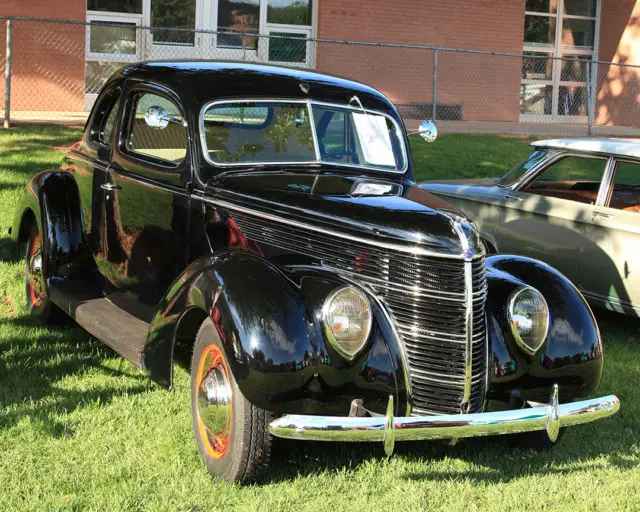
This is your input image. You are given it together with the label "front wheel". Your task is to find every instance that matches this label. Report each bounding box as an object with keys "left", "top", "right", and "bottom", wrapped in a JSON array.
[{"left": 191, "top": 318, "right": 274, "bottom": 484}]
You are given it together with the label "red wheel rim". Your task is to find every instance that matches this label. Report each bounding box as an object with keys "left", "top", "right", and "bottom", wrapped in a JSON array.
[
  {"left": 196, "top": 344, "right": 232, "bottom": 460},
  {"left": 28, "top": 233, "right": 44, "bottom": 308}
]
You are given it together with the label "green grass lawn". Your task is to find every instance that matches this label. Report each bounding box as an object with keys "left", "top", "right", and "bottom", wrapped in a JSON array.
[{"left": 1, "top": 127, "right": 639, "bottom": 511}]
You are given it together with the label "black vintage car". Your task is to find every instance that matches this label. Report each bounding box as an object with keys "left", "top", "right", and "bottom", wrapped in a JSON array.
[{"left": 11, "top": 61, "right": 619, "bottom": 483}]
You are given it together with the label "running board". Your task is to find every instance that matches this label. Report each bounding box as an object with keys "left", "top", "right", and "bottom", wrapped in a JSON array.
[{"left": 49, "top": 280, "right": 149, "bottom": 368}]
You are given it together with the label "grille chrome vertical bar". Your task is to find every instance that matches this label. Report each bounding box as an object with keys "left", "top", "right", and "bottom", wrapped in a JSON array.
[
  {"left": 452, "top": 219, "right": 476, "bottom": 414},
  {"left": 461, "top": 259, "right": 474, "bottom": 412}
]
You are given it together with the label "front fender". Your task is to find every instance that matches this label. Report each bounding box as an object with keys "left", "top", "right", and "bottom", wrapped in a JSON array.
[
  {"left": 144, "top": 253, "right": 401, "bottom": 416},
  {"left": 144, "top": 252, "right": 319, "bottom": 407},
  {"left": 485, "top": 254, "right": 603, "bottom": 404}
]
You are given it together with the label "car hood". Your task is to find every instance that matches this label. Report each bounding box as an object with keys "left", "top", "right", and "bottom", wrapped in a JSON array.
[{"left": 203, "top": 172, "right": 484, "bottom": 257}]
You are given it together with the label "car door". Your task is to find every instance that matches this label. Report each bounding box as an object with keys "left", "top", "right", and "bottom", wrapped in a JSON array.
[
  {"left": 581, "top": 159, "right": 640, "bottom": 313},
  {"left": 100, "top": 85, "right": 191, "bottom": 319},
  {"left": 495, "top": 154, "right": 610, "bottom": 288},
  {"left": 66, "top": 83, "right": 122, "bottom": 263}
]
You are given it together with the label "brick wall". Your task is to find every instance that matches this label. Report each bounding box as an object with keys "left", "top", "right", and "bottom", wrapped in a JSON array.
[
  {"left": 596, "top": 0, "right": 640, "bottom": 127},
  {"left": 0, "top": 0, "right": 85, "bottom": 112},
  {"left": 315, "top": 0, "right": 526, "bottom": 122}
]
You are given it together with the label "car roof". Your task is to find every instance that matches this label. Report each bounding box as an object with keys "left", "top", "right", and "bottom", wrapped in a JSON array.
[
  {"left": 117, "top": 60, "right": 397, "bottom": 116},
  {"left": 531, "top": 138, "right": 640, "bottom": 160}
]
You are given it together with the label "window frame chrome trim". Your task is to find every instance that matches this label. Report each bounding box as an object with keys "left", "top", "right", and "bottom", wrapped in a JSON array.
[{"left": 198, "top": 97, "right": 408, "bottom": 174}]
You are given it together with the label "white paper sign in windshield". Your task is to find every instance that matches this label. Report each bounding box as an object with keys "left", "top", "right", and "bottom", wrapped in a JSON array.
[{"left": 352, "top": 113, "right": 396, "bottom": 167}]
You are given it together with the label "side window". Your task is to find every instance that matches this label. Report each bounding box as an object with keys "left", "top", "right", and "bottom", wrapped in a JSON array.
[
  {"left": 523, "top": 155, "right": 607, "bottom": 205},
  {"left": 89, "top": 88, "right": 121, "bottom": 147},
  {"left": 609, "top": 161, "right": 640, "bottom": 212},
  {"left": 125, "top": 92, "right": 187, "bottom": 164}
]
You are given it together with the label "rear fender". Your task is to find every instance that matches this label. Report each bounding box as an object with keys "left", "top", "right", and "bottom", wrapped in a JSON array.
[{"left": 12, "top": 171, "right": 90, "bottom": 278}]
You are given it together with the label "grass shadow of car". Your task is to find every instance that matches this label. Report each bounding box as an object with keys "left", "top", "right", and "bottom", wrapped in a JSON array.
[{"left": 0, "top": 315, "right": 151, "bottom": 438}]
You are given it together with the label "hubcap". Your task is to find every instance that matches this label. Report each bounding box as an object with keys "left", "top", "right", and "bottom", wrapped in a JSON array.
[
  {"left": 27, "top": 233, "right": 45, "bottom": 307},
  {"left": 196, "top": 344, "right": 232, "bottom": 459}
]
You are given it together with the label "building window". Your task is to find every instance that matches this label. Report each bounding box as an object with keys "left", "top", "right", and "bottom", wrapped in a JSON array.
[
  {"left": 217, "top": 0, "right": 260, "bottom": 49},
  {"left": 87, "top": 0, "right": 142, "bottom": 13},
  {"left": 151, "top": 0, "right": 197, "bottom": 45},
  {"left": 521, "top": 0, "right": 600, "bottom": 122},
  {"left": 267, "top": 0, "right": 312, "bottom": 25}
]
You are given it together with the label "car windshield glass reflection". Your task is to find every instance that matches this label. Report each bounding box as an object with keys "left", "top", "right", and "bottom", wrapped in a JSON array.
[
  {"left": 497, "top": 149, "right": 548, "bottom": 187},
  {"left": 201, "top": 101, "right": 405, "bottom": 172}
]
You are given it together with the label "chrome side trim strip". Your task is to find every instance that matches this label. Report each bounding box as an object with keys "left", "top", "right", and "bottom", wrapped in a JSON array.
[
  {"left": 269, "top": 389, "right": 620, "bottom": 454},
  {"left": 196, "top": 195, "right": 479, "bottom": 259}
]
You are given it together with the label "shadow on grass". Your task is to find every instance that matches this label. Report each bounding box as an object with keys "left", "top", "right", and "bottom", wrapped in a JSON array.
[
  {"left": 0, "top": 315, "right": 150, "bottom": 438},
  {"left": 0, "top": 235, "right": 18, "bottom": 262}
]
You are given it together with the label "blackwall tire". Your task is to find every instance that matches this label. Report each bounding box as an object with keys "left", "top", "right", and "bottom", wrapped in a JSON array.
[{"left": 191, "top": 318, "right": 274, "bottom": 484}]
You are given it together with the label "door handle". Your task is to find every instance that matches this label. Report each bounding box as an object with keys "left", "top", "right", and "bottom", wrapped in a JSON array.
[
  {"left": 100, "top": 183, "right": 121, "bottom": 191},
  {"left": 505, "top": 193, "right": 523, "bottom": 203}
]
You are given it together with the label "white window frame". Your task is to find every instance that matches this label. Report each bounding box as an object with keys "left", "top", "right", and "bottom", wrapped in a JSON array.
[
  {"left": 521, "top": 0, "right": 601, "bottom": 124},
  {"left": 86, "top": 11, "right": 143, "bottom": 62}
]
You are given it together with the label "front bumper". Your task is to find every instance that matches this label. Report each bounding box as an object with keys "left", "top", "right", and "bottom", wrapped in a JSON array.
[{"left": 269, "top": 385, "right": 620, "bottom": 456}]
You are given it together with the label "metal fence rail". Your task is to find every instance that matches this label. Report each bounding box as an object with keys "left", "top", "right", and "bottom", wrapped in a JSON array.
[{"left": 0, "top": 16, "right": 639, "bottom": 136}]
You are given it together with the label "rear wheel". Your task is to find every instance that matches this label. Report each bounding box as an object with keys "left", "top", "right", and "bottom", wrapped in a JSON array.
[
  {"left": 191, "top": 318, "right": 273, "bottom": 484},
  {"left": 25, "top": 223, "right": 57, "bottom": 322}
]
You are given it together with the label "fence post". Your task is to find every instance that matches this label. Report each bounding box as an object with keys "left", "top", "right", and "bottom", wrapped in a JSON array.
[
  {"left": 4, "top": 19, "right": 12, "bottom": 130},
  {"left": 586, "top": 59, "right": 593, "bottom": 137},
  {"left": 432, "top": 48, "right": 438, "bottom": 121},
  {"left": 242, "top": 35, "right": 246, "bottom": 61}
]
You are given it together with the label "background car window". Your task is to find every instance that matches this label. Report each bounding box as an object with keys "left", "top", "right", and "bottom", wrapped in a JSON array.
[
  {"left": 609, "top": 161, "right": 640, "bottom": 212},
  {"left": 497, "top": 149, "right": 548, "bottom": 186},
  {"left": 125, "top": 92, "right": 187, "bottom": 164},
  {"left": 90, "top": 89, "right": 121, "bottom": 147},
  {"left": 523, "top": 155, "right": 607, "bottom": 205}
]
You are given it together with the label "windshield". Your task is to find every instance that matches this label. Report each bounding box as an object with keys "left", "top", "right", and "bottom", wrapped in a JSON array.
[
  {"left": 201, "top": 100, "right": 406, "bottom": 172},
  {"left": 497, "top": 149, "right": 549, "bottom": 187}
]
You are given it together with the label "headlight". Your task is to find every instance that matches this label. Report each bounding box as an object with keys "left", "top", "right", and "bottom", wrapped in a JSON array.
[
  {"left": 322, "top": 286, "right": 372, "bottom": 359},
  {"left": 508, "top": 286, "right": 550, "bottom": 354}
]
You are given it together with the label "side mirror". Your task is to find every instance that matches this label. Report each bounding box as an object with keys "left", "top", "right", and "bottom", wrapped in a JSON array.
[
  {"left": 144, "top": 105, "right": 170, "bottom": 130},
  {"left": 418, "top": 120, "right": 438, "bottom": 143},
  {"left": 144, "top": 105, "right": 187, "bottom": 130}
]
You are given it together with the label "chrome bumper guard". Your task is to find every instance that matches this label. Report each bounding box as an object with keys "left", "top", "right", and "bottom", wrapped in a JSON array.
[{"left": 269, "top": 385, "right": 620, "bottom": 456}]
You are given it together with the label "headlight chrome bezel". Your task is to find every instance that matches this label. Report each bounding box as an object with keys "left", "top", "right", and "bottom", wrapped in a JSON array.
[
  {"left": 508, "top": 285, "right": 550, "bottom": 355},
  {"left": 322, "top": 285, "right": 373, "bottom": 360}
]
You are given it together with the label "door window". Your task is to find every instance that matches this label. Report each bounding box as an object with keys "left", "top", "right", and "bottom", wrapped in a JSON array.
[
  {"left": 608, "top": 161, "right": 640, "bottom": 212},
  {"left": 89, "top": 88, "right": 122, "bottom": 147},
  {"left": 125, "top": 92, "right": 187, "bottom": 164},
  {"left": 522, "top": 155, "right": 607, "bottom": 204}
]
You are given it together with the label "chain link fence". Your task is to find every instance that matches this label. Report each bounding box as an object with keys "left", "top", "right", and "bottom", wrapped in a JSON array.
[{"left": 0, "top": 16, "right": 639, "bottom": 136}]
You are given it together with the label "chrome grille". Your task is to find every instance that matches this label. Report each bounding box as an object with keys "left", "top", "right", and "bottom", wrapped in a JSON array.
[{"left": 229, "top": 208, "right": 488, "bottom": 415}]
